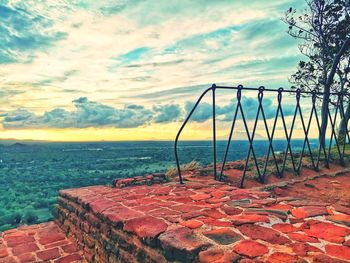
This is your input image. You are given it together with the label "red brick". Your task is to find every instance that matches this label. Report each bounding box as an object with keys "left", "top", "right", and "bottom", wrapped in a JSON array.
[
  {"left": 221, "top": 206, "right": 243, "bottom": 216},
  {"left": 137, "top": 198, "right": 158, "bottom": 205},
  {"left": 62, "top": 244, "right": 79, "bottom": 254},
  {"left": 0, "top": 248, "right": 8, "bottom": 258},
  {"left": 17, "top": 253, "right": 36, "bottom": 263},
  {"left": 218, "top": 185, "right": 236, "bottom": 191},
  {"left": 230, "top": 189, "right": 253, "bottom": 198},
  {"left": 1, "top": 256, "right": 17, "bottom": 263},
  {"left": 233, "top": 240, "right": 268, "bottom": 258},
  {"left": 243, "top": 208, "right": 288, "bottom": 221},
  {"left": 206, "top": 197, "right": 228, "bottom": 204},
  {"left": 54, "top": 253, "right": 82, "bottom": 263},
  {"left": 122, "top": 199, "right": 139, "bottom": 207},
  {"left": 229, "top": 214, "right": 270, "bottom": 225},
  {"left": 199, "top": 217, "right": 232, "bottom": 227},
  {"left": 237, "top": 224, "right": 291, "bottom": 245},
  {"left": 288, "top": 233, "right": 319, "bottom": 243},
  {"left": 89, "top": 198, "right": 118, "bottom": 213},
  {"left": 44, "top": 240, "right": 70, "bottom": 249},
  {"left": 291, "top": 206, "right": 328, "bottom": 218},
  {"left": 267, "top": 252, "right": 301, "bottom": 263},
  {"left": 103, "top": 206, "right": 143, "bottom": 223},
  {"left": 190, "top": 194, "right": 211, "bottom": 201},
  {"left": 125, "top": 194, "right": 146, "bottom": 200},
  {"left": 124, "top": 216, "right": 168, "bottom": 238},
  {"left": 325, "top": 244, "right": 350, "bottom": 261},
  {"left": 303, "top": 222, "right": 350, "bottom": 243},
  {"left": 172, "top": 196, "right": 194, "bottom": 203},
  {"left": 5, "top": 236, "right": 35, "bottom": 247},
  {"left": 37, "top": 248, "right": 61, "bottom": 261},
  {"left": 199, "top": 248, "right": 240, "bottom": 263},
  {"left": 159, "top": 227, "right": 211, "bottom": 262},
  {"left": 171, "top": 204, "right": 199, "bottom": 213},
  {"left": 133, "top": 201, "right": 157, "bottom": 210},
  {"left": 38, "top": 232, "right": 66, "bottom": 245},
  {"left": 312, "top": 254, "right": 349, "bottom": 263},
  {"left": 272, "top": 223, "right": 297, "bottom": 233},
  {"left": 12, "top": 243, "right": 39, "bottom": 256},
  {"left": 204, "top": 209, "right": 225, "bottom": 219},
  {"left": 333, "top": 205, "right": 350, "bottom": 215},
  {"left": 181, "top": 211, "right": 206, "bottom": 220},
  {"left": 291, "top": 243, "right": 322, "bottom": 256},
  {"left": 3, "top": 231, "right": 26, "bottom": 239},
  {"left": 326, "top": 214, "right": 350, "bottom": 226},
  {"left": 180, "top": 219, "right": 203, "bottom": 229},
  {"left": 211, "top": 190, "right": 227, "bottom": 198},
  {"left": 151, "top": 186, "right": 171, "bottom": 195},
  {"left": 162, "top": 214, "right": 181, "bottom": 223},
  {"left": 149, "top": 208, "right": 180, "bottom": 217}
]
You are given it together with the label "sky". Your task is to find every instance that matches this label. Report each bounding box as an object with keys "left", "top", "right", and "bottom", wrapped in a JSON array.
[{"left": 0, "top": 0, "right": 309, "bottom": 141}]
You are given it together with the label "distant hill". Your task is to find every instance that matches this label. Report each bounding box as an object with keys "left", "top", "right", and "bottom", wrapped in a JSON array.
[
  {"left": 0, "top": 139, "right": 47, "bottom": 146},
  {"left": 9, "top": 142, "right": 28, "bottom": 148}
]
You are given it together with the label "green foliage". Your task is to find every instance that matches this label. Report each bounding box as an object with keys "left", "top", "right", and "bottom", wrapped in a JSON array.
[
  {"left": 0, "top": 142, "right": 176, "bottom": 231},
  {"left": 283, "top": 0, "right": 350, "bottom": 94},
  {"left": 0, "top": 212, "right": 21, "bottom": 226},
  {"left": 23, "top": 210, "right": 38, "bottom": 224}
]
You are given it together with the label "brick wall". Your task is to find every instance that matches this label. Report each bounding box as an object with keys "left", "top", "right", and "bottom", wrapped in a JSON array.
[{"left": 55, "top": 195, "right": 168, "bottom": 263}]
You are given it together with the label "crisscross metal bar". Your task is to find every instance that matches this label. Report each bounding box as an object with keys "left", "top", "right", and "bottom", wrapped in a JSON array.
[
  {"left": 326, "top": 94, "right": 343, "bottom": 165},
  {"left": 280, "top": 90, "right": 297, "bottom": 176},
  {"left": 175, "top": 84, "right": 350, "bottom": 188},
  {"left": 240, "top": 87, "right": 265, "bottom": 187},
  {"left": 295, "top": 89, "right": 316, "bottom": 174},
  {"left": 259, "top": 90, "right": 280, "bottom": 182},
  {"left": 219, "top": 86, "right": 243, "bottom": 181}
]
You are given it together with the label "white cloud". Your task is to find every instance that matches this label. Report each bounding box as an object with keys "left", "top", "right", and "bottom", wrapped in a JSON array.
[{"left": 1, "top": 0, "right": 305, "bottom": 119}]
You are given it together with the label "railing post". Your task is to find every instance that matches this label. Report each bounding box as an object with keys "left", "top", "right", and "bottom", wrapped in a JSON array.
[
  {"left": 212, "top": 84, "right": 217, "bottom": 180},
  {"left": 174, "top": 87, "right": 214, "bottom": 184}
]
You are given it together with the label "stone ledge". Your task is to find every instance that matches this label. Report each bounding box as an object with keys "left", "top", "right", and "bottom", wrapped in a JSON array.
[
  {"left": 113, "top": 173, "right": 167, "bottom": 188},
  {"left": 55, "top": 172, "right": 350, "bottom": 263}
]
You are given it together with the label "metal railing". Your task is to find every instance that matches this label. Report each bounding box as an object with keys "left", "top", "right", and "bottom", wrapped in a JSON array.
[{"left": 174, "top": 84, "right": 350, "bottom": 187}]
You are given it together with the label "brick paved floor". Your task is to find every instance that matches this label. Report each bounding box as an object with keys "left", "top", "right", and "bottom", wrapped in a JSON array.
[
  {"left": 57, "top": 172, "right": 350, "bottom": 262},
  {"left": 0, "top": 222, "right": 86, "bottom": 263}
]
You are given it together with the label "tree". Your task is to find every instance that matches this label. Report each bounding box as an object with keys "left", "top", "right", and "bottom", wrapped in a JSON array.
[
  {"left": 283, "top": 0, "right": 350, "bottom": 148},
  {"left": 23, "top": 210, "right": 38, "bottom": 224}
]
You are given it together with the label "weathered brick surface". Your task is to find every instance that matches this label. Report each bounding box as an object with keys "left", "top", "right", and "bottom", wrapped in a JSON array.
[
  {"left": 54, "top": 173, "right": 350, "bottom": 262},
  {"left": 2, "top": 169, "right": 350, "bottom": 262}
]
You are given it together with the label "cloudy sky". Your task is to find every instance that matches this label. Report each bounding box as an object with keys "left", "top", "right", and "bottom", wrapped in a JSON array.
[{"left": 0, "top": 0, "right": 308, "bottom": 141}]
